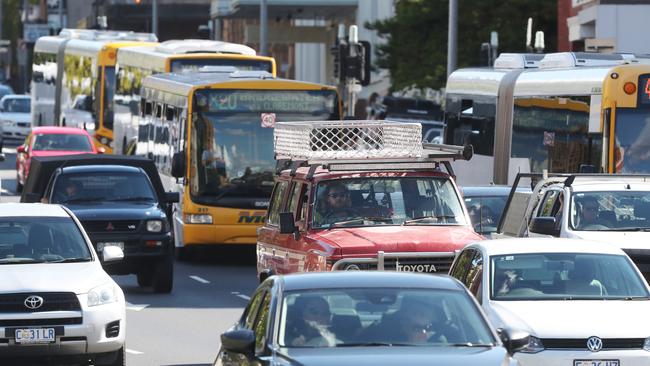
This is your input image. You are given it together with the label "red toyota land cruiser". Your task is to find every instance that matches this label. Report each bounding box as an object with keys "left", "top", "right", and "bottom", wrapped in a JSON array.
[{"left": 256, "top": 120, "right": 481, "bottom": 281}]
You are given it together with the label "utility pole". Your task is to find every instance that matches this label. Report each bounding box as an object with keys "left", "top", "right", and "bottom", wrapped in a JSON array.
[
  {"left": 447, "top": 0, "right": 457, "bottom": 77},
  {"left": 260, "top": 0, "right": 268, "bottom": 56},
  {"left": 152, "top": 0, "right": 158, "bottom": 37},
  {"left": 58, "top": 0, "right": 64, "bottom": 31}
]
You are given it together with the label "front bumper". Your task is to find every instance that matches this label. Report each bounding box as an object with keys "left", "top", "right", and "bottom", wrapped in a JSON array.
[
  {"left": 516, "top": 349, "right": 650, "bottom": 366},
  {"left": 1, "top": 126, "right": 29, "bottom": 139},
  {"left": 88, "top": 231, "right": 173, "bottom": 273},
  {"left": 0, "top": 296, "right": 125, "bottom": 359}
]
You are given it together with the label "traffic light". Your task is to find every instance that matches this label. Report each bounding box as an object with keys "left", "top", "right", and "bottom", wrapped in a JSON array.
[{"left": 335, "top": 40, "right": 371, "bottom": 86}]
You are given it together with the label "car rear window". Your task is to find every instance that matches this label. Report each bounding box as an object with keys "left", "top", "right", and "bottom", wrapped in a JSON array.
[{"left": 51, "top": 171, "right": 157, "bottom": 204}]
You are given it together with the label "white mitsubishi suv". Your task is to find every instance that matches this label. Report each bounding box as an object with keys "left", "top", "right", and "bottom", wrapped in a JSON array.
[{"left": 0, "top": 203, "right": 126, "bottom": 365}]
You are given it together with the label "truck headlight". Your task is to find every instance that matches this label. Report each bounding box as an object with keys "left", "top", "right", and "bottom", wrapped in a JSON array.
[
  {"left": 184, "top": 214, "right": 212, "bottom": 224},
  {"left": 146, "top": 220, "right": 163, "bottom": 232},
  {"left": 87, "top": 283, "right": 118, "bottom": 307},
  {"left": 519, "top": 336, "right": 544, "bottom": 353}
]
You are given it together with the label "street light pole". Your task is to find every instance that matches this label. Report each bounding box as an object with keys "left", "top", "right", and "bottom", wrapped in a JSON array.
[
  {"left": 260, "top": 0, "right": 268, "bottom": 56},
  {"left": 152, "top": 0, "right": 158, "bottom": 37},
  {"left": 447, "top": 0, "right": 457, "bottom": 77}
]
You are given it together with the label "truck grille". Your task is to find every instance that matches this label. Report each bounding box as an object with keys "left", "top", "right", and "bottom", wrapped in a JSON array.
[
  {"left": 542, "top": 338, "right": 645, "bottom": 350},
  {"left": 0, "top": 292, "right": 81, "bottom": 313},
  {"left": 80, "top": 220, "right": 140, "bottom": 233},
  {"left": 334, "top": 254, "right": 455, "bottom": 273}
]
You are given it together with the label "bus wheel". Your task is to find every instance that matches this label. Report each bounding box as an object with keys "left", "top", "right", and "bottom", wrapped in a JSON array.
[{"left": 152, "top": 256, "right": 174, "bottom": 293}]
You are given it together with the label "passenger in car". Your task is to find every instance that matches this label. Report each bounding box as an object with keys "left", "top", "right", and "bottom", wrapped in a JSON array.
[
  {"left": 315, "top": 182, "right": 359, "bottom": 225},
  {"left": 362, "top": 296, "right": 459, "bottom": 344},
  {"left": 285, "top": 295, "right": 336, "bottom": 347}
]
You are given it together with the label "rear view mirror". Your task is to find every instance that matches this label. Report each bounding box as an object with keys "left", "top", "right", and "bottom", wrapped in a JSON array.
[
  {"left": 101, "top": 246, "right": 124, "bottom": 263},
  {"left": 171, "top": 151, "right": 185, "bottom": 178},
  {"left": 165, "top": 191, "right": 180, "bottom": 203},
  {"left": 498, "top": 328, "right": 530, "bottom": 355},
  {"left": 221, "top": 329, "right": 255, "bottom": 355},
  {"left": 529, "top": 217, "right": 560, "bottom": 236},
  {"left": 279, "top": 212, "right": 297, "bottom": 234}
]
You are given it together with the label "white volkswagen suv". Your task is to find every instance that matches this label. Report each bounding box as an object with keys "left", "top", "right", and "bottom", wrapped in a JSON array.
[{"left": 0, "top": 203, "right": 126, "bottom": 365}]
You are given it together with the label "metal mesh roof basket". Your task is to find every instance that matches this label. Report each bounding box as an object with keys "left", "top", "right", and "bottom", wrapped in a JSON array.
[{"left": 274, "top": 120, "right": 424, "bottom": 161}]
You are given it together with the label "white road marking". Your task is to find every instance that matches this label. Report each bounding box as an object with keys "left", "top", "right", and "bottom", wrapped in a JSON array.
[
  {"left": 190, "top": 275, "right": 210, "bottom": 284},
  {"left": 126, "top": 348, "right": 144, "bottom": 355},
  {"left": 231, "top": 291, "right": 251, "bottom": 301},
  {"left": 126, "top": 302, "right": 149, "bottom": 311}
]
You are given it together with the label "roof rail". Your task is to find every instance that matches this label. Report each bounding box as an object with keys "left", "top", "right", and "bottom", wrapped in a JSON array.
[
  {"left": 539, "top": 52, "right": 636, "bottom": 69},
  {"left": 156, "top": 39, "right": 256, "bottom": 56},
  {"left": 494, "top": 53, "right": 544, "bottom": 69},
  {"left": 273, "top": 120, "right": 472, "bottom": 177},
  {"left": 58, "top": 28, "right": 158, "bottom": 42}
]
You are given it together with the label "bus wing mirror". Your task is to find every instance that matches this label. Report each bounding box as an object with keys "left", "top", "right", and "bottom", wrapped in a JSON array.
[
  {"left": 171, "top": 151, "right": 185, "bottom": 178},
  {"left": 165, "top": 191, "right": 180, "bottom": 203}
]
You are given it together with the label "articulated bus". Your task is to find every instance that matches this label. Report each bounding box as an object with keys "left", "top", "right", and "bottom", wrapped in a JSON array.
[
  {"left": 113, "top": 40, "right": 276, "bottom": 155},
  {"left": 31, "top": 29, "right": 157, "bottom": 152},
  {"left": 445, "top": 52, "right": 650, "bottom": 185},
  {"left": 138, "top": 69, "right": 341, "bottom": 255}
]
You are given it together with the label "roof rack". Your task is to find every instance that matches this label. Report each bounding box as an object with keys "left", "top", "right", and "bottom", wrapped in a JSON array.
[
  {"left": 496, "top": 172, "right": 650, "bottom": 233},
  {"left": 273, "top": 120, "right": 472, "bottom": 178}
]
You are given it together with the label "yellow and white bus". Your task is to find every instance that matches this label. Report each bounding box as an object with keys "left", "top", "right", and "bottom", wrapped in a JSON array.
[
  {"left": 444, "top": 52, "right": 650, "bottom": 184},
  {"left": 31, "top": 29, "right": 157, "bottom": 152},
  {"left": 138, "top": 68, "right": 340, "bottom": 256},
  {"left": 113, "top": 40, "right": 276, "bottom": 155}
]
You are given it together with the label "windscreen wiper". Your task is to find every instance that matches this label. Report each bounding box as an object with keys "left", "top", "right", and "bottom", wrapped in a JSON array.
[
  {"left": 51, "top": 257, "right": 92, "bottom": 263},
  {"left": 606, "top": 227, "right": 650, "bottom": 232},
  {"left": 335, "top": 342, "right": 411, "bottom": 347},
  {"left": 63, "top": 196, "right": 105, "bottom": 203},
  {"left": 0, "top": 258, "right": 46, "bottom": 264},
  {"left": 448, "top": 343, "right": 494, "bottom": 347},
  {"left": 109, "top": 196, "right": 155, "bottom": 202},
  {"left": 403, "top": 215, "right": 457, "bottom": 225}
]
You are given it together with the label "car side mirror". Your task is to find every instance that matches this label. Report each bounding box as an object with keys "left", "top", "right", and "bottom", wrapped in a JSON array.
[
  {"left": 17, "top": 145, "right": 25, "bottom": 154},
  {"left": 497, "top": 328, "right": 530, "bottom": 355},
  {"left": 101, "top": 246, "right": 124, "bottom": 263},
  {"left": 171, "top": 151, "right": 185, "bottom": 178},
  {"left": 165, "top": 191, "right": 180, "bottom": 203},
  {"left": 221, "top": 329, "right": 255, "bottom": 355},
  {"left": 529, "top": 217, "right": 560, "bottom": 236},
  {"left": 96, "top": 146, "right": 106, "bottom": 154},
  {"left": 279, "top": 212, "right": 297, "bottom": 234},
  {"left": 0, "top": 153, "right": 4, "bottom": 162},
  {"left": 25, "top": 193, "right": 41, "bottom": 203}
]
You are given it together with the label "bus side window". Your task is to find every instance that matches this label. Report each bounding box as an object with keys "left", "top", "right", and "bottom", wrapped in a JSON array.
[
  {"left": 155, "top": 104, "right": 162, "bottom": 119},
  {"left": 166, "top": 106, "right": 175, "bottom": 121}
]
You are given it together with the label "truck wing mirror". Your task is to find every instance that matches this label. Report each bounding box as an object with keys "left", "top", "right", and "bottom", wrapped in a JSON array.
[{"left": 279, "top": 212, "right": 298, "bottom": 234}]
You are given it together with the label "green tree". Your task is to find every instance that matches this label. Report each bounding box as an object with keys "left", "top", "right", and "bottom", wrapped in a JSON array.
[{"left": 368, "top": 0, "right": 557, "bottom": 91}]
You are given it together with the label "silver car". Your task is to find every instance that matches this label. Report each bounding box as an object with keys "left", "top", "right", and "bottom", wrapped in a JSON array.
[{"left": 0, "top": 203, "right": 126, "bottom": 365}]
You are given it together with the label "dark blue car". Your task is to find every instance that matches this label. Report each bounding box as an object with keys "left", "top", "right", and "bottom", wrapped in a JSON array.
[{"left": 215, "top": 272, "right": 528, "bottom": 366}]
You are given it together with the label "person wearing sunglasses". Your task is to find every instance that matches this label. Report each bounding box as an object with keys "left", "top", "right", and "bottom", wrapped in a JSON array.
[
  {"left": 577, "top": 196, "right": 608, "bottom": 230},
  {"left": 285, "top": 295, "right": 336, "bottom": 347},
  {"left": 316, "top": 182, "right": 360, "bottom": 225}
]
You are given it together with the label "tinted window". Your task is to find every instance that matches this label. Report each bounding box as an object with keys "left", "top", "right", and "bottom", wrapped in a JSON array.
[
  {"left": 0, "top": 217, "right": 91, "bottom": 263},
  {"left": 279, "top": 288, "right": 495, "bottom": 348},
  {"left": 4, "top": 98, "right": 30, "bottom": 113},
  {"left": 51, "top": 171, "right": 157, "bottom": 204},
  {"left": 254, "top": 292, "right": 272, "bottom": 353},
  {"left": 267, "top": 181, "right": 289, "bottom": 226},
  {"left": 313, "top": 177, "right": 466, "bottom": 228},
  {"left": 491, "top": 253, "right": 649, "bottom": 300},
  {"left": 464, "top": 195, "right": 507, "bottom": 234},
  {"left": 287, "top": 182, "right": 305, "bottom": 221},
  {"left": 32, "top": 133, "right": 93, "bottom": 152}
]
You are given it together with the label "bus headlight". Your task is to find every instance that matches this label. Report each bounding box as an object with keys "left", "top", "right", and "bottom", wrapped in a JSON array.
[
  {"left": 146, "top": 220, "right": 163, "bottom": 232},
  {"left": 184, "top": 214, "right": 213, "bottom": 224}
]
